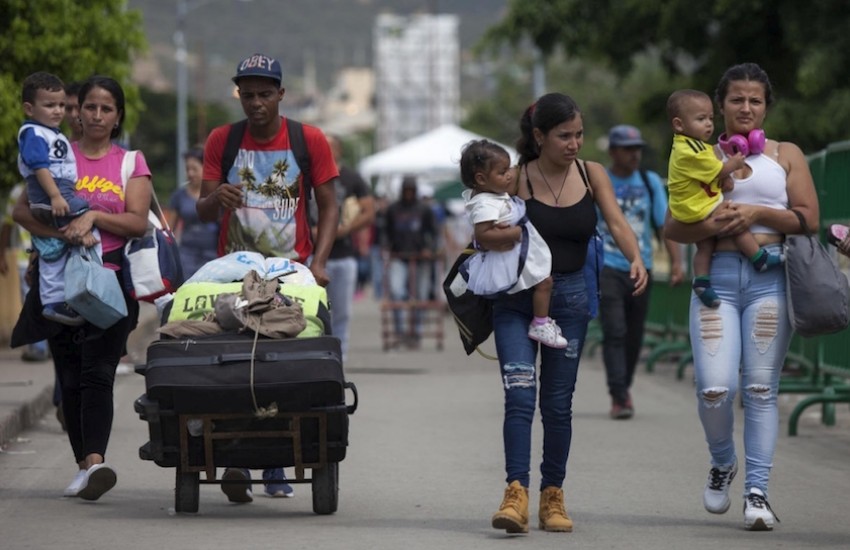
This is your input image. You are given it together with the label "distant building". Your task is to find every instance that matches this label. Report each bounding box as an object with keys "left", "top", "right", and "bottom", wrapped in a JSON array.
[
  {"left": 315, "top": 67, "right": 376, "bottom": 136},
  {"left": 373, "top": 13, "right": 460, "bottom": 151}
]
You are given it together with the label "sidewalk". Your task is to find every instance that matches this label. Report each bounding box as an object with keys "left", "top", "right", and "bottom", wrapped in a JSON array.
[{"left": 0, "top": 302, "right": 159, "bottom": 448}]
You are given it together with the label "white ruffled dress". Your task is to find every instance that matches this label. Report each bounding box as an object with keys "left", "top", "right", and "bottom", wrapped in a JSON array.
[{"left": 462, "top": 190, "right": 551, "bottom": 297}]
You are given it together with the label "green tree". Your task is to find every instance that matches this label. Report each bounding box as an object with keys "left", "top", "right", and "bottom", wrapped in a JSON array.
[
  {"left": 131, "top": 87, "right": 232, "bottom": 198},
  {"left": 0, "top": 0, "right": 146, "bottom": 193},
  {"left": 463, "top": 51, "right": 678, "bottom": 173},
  {"left": 480, "top": 0, "right": 850, "bottom": 154}
]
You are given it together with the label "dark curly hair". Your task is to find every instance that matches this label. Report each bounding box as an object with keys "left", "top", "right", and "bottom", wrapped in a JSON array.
[{"left": 459, "top": 139, "right": 510, "bottom": 189}]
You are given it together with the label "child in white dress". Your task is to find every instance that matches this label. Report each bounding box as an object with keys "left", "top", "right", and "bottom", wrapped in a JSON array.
[{"left": 459, "top": 139, "right": 566, "bottom": 349}]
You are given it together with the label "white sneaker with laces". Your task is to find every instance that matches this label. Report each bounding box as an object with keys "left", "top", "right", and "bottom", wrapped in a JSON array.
[
  {"left": 63, "top": 470, "right": 87, "bottom": 497},
  {"left": 744, "top": 488, "right": 779, "bottom": 531},
  {"left": 527, "top": 319, "right": 567, "bottom": 349},
  {"left": 703, "top": 461, "right": 737, "bottom": 514},
  {"left": 77, "top": 463, "right": 117, "bottom": 501}
]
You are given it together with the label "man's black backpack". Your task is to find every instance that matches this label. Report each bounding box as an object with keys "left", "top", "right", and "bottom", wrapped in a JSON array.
[{"left": 220, "top": 117, "right": 314, "bottom": 205}]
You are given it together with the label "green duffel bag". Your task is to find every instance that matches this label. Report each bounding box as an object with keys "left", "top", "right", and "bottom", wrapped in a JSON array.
[{"left": 166, "top": 281, "right": 331, "bottom": 338}]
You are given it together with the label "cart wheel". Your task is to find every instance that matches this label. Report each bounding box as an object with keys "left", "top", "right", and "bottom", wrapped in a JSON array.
[
  {"left": 175, "top": 469, "right": 200, "bottom": 513},
  {"left": 311, "top": 462, "right": 339, "bottom": 515}
]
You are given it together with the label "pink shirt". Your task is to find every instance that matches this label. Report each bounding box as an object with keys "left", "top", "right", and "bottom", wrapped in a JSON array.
[{"left": 72, "top": 143, "right": 151, "bottom": 257}]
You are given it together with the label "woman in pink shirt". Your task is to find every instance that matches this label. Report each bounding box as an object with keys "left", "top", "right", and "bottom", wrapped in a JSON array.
[{"left": 13, "top": 75, "right": 151, "bottom": 502}]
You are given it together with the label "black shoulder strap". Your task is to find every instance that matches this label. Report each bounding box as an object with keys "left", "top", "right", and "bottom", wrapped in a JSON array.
[
  {"left": 221, "top": 119, "right": 248, "bottom": 182},
  {"left": 524, "top": 164, "right": 534, "bottom": 198},
  {"left": 638, "top": 169, "right": 663, "bottom": 242},
  {"left": 285, "top": 118, "right": 318, "bottom": 230},
  {"left": 286, "top": 118, "right": 312, "bottom": 198},
  {"left": 575, "top": 159, "right": 592, "bottom": 195}
]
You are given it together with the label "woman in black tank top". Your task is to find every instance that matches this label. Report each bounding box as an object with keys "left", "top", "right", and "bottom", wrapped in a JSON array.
[{"left": 481, "top": 93, "right": 647, "bottom": 534}]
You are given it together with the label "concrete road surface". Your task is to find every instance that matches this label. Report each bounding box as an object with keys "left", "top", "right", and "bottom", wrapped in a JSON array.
[{"left": 1, "top": 295, "right": 849, "bottom": 549}]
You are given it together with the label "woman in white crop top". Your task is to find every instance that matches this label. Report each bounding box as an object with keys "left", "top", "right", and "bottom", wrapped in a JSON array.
[{"left": 665, "top": 63, "right": 819, "bottom": 532}]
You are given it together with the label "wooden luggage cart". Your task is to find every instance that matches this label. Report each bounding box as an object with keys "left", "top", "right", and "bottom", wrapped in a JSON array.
[
  {"left": 379, "top": 252, "right": 445, "bottom": 351},
  {"left": 135, "top": 395, "right": 356, "bottom": 514},
  {"left": 134, "top": 334, "right": 357, "bottom": 515}
]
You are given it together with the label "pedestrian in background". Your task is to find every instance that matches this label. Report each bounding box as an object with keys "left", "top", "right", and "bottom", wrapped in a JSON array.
[
  {"left": 63, "top": 80, "right": 83, "bottom": 142},
  {"left": 598, "top": 124, "right": 684, "bottom": 419},
  {"left": 368, "top": 194, "right": 389, "bottom": 299},
  {"left": 323, "top": 134, "right": 375, "bottom": 361},
  {"left": 166, "top": 147, "right": 219, "bottom": 279},
  {"left": 383, "top": 175, "right": 437, "bottom": 348}
]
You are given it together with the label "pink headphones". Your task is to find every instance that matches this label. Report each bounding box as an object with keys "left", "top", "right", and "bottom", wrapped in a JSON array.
[{"left": 718, "top": 129, "right": 765, "bottom": 157}]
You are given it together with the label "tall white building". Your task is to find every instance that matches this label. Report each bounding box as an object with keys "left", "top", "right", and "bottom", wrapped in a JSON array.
[{"left": 373, "top": 13, "right": 460, "bottom": 151}]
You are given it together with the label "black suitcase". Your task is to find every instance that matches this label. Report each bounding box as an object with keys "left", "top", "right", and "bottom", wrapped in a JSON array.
[
  {"left": 135, "top": 334, "right": 357, "bottom": 471},
  {"left": 140, "top": 334, "right": 345, "bottom": 414}
]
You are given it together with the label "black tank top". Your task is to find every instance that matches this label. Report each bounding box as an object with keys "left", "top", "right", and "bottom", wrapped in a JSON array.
[{"left": 526, "top": 160, "right": 598, "bottom": 274}]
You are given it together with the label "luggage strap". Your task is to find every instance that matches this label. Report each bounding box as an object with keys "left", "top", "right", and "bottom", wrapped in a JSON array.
[{"left": 248, "top": 327, "right": 279, "bottom": 418}]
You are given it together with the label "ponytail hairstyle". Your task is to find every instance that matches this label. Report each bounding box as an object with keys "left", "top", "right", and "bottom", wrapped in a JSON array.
[
  {"left": 516, "top": 93, "right": 581, "bottom": 166},
  {"left": 459, "top": 139, "right": 510, "bottom": 189}
]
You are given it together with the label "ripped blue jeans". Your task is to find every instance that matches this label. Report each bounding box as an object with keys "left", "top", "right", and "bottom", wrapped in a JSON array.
[
  {"left": 492, "top": 271, "right": 589, "bottom": 491},
  {"left": 689, "top": 245, "right": 791, "bottom": 498}
]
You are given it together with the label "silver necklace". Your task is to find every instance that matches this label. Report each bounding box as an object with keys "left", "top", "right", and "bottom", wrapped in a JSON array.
[{"left": 537, "top": 160, "right": 572, "bottom": 205}]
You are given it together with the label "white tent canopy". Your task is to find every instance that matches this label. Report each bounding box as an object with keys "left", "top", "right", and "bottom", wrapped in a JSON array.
[{"left": 358, "top": 124, "right": 518, "bottom": 197}]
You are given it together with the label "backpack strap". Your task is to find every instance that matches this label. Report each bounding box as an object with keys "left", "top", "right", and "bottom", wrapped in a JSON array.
[
  {"left": 220, "top": 119, "right": 247, "bottom": 182},
  {"left": 121, "top": 150, "right": 138, "bottom": 187},
  {"left": 122, "top": 150, "right": 167, "bottom": 230},
  {"left": 637, "top": 169, "right": 663, "bottom": 242},
  {"left": 286, "top": 118, "right": 312, "bottom": 198}
]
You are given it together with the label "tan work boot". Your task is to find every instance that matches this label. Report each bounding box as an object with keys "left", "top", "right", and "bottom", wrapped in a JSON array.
[
  {"left": 539, "top": 486, "right": 573, "bottom": 532},
  {"left": 491, "top": 480, "right": 529, "bottom": 534}
]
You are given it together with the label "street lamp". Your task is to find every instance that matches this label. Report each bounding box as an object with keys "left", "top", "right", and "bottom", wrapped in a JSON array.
[{"left": 174, "top": 0, "right": 252, "bottom": 188}]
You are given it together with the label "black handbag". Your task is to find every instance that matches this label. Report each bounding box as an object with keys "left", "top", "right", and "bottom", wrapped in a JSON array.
[{"left": 442, "top": 244, "right": 493, "bottom": 356}]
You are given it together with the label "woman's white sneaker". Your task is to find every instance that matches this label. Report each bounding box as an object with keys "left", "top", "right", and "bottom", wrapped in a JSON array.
[
  {"left": 703, "top": 461, "right": 737, "bottom": 513},
  {"left": 744, "top": 488, "right": 779, "bottom": 531},
  {"left": 77, "top": 463, "right": 117, "bottom": 501},
  {"left": 63, "top": 470, "right": 87, "bottom": 497}
]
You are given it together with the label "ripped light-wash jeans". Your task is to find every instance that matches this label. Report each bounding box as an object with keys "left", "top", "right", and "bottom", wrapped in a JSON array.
[
  {"left": 689, "top": 244, "right": 791, "bottom": 498},
  {"left": 492, "top": 271, "right": 589, "bottom": 491}
]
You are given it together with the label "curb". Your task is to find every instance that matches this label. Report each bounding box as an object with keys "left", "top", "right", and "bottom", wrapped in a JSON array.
[
  {"left": 0, "top": 302, "right": 158, "bottom": 450},
  {"left": 0, "top": 383, "right": 54, "bottom": 449}
]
